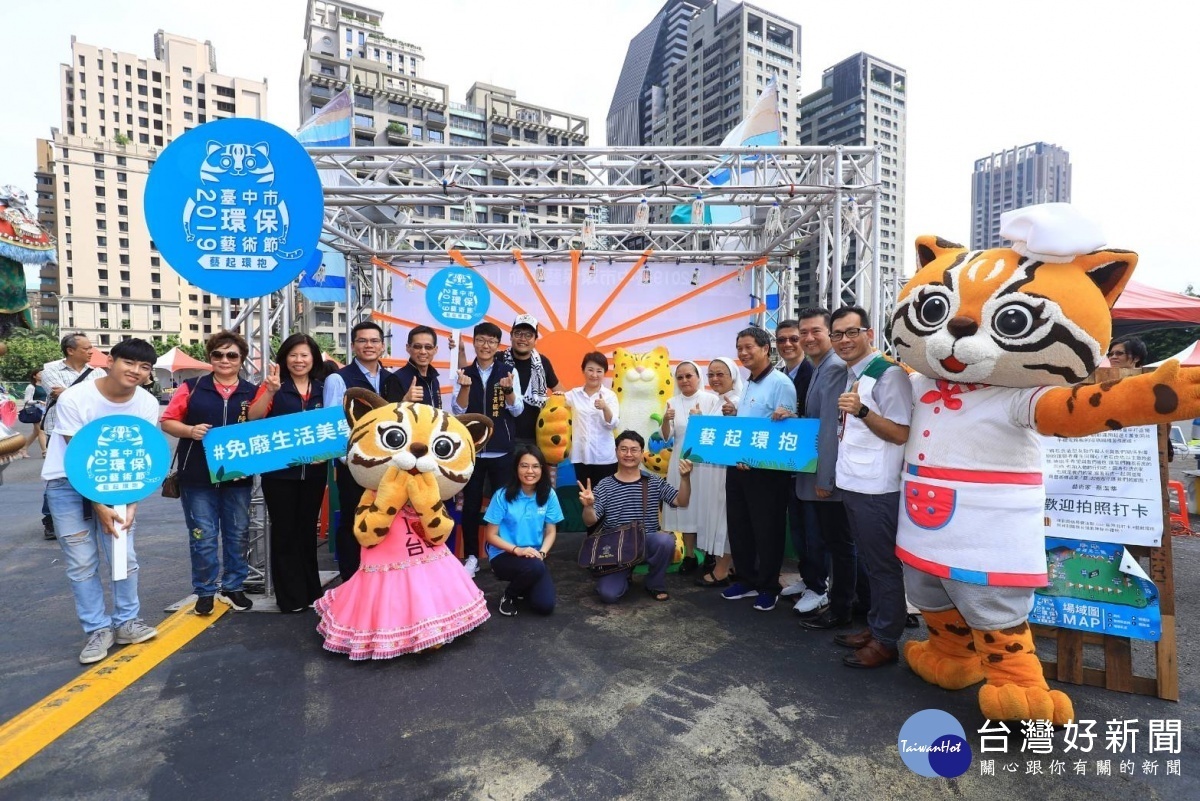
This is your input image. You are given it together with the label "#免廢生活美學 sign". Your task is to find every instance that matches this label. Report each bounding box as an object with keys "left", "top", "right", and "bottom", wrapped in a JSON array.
[
  {"left": 144, "top": 118, "right": 324, "bottom": 298},
  {"left": 679, "top": 415, "right": 818, "bottom": 471},
  {"left": 201, "top": 406, "right": 350, "bottom": 482}
]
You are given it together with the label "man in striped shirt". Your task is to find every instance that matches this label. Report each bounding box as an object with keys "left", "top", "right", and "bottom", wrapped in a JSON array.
[{"left": 579, "top": 430, "right": 692, "bottom": 603}]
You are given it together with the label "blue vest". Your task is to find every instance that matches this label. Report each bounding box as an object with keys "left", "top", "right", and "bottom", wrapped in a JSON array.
[
  {"left": 464, "top": 361, "right": 515, "bottom": 454},
  {"left": 336, "top": 361, "right": 390, "bottom": 398},
  {"left": 176, "top": 374, "right": 257, "bottom": 486},
  {"left": 263, "top": 377, "right": 325, "bottom": 481}
]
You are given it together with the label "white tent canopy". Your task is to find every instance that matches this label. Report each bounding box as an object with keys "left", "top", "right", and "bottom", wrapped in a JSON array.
[{"left": 153, "top": 347, "right": 212, "bottom": 384}]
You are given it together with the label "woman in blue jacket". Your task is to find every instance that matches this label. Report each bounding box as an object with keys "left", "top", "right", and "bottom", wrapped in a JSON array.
[{"left": 248, "top": 334, "right": 328, "bottom": 613}]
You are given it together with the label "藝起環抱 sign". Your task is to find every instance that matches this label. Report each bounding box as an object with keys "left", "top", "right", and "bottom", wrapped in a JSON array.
[{"left": 679, "top": 415, "right": 818, "bottom": 471}]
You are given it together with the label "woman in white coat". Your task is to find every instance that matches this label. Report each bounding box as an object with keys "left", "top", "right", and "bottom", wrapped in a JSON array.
[
  {"left": 694, "top": 356, "right": 745, "bottom": 587},
  {"left": 660, "top": 360, "right": 721, "bottom": 573}
]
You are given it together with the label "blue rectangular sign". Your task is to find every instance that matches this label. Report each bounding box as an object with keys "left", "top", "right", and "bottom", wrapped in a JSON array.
[
  {"left": 201, "top": 406, "right": 350, "bottom": 482},
  {"left": 679, "top": 415, "right": 819, "bottom": 472},
  {"left": 1030, "top": 537, "right": 1161, "bottom": 641}
]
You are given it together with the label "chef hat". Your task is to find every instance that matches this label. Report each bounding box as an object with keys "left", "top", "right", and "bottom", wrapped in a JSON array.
[{"left": 999, "top": 203, "right": 1106, "bottom": 263}]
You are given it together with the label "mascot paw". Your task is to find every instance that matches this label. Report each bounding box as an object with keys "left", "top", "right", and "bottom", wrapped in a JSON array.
[
  {"left": 904, "top": 639, "right": 985, "bottom": 690},
  {"left": 979, "top": 684, "right": 1074, "bottom": 725}
]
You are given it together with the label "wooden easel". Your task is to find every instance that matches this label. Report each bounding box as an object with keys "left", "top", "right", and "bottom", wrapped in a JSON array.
[{"left": 1031, "top": 367, "right": 1178, "bottom": 701}]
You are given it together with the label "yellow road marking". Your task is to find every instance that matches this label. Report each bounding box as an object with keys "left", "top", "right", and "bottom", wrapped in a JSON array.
[{"left": 0, "top": 602, "right": 228, "bottom": 781}]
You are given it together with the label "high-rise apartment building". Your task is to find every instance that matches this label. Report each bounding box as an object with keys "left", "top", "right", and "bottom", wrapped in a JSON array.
[
  {"left": 970, "top": 142, "right": 1071, "bottom": 250},
  {"left": 797, "top": 52, "right": 907, "bottom": 309},
  {"left": 659, "top": 1, "right": 800, "bottom": 148},
  {"left": 299, "top": 0, "right": 589, "bottom": 353},
  {"left": 40, "top": 32, "right": 267, "bottom": 347}
]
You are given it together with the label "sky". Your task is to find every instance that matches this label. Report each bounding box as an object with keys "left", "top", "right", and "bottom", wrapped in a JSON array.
[{"left": 2, "top": 0, "right": 1192, "bottom": 291}]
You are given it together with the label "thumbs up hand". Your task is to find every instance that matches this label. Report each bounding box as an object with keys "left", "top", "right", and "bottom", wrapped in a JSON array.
[
  {"left": 689, "top": 402, "right": 701, "bottom": 416},
  {"left": 837, "top": 380, "right": 862, "bottom": 416}
]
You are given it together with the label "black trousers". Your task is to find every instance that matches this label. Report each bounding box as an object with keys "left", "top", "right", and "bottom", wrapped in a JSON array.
[
  {"left": 460, "top": 454, "right": 514, "bottom": 560},
  {"left": 334, "top": 461, "right": 366, "bottom": 581},
  {"left": 725, "top": 466, "right": 792, "bottom": 595},
  {"left": 262, "top": 472, "right": 326, "bottom": 612},
  {"left": 843, "top": 490, "right": 906, "bottom": 645},
  {"left": 813, "top": 499, "right": 857, "bottom": 617},
  {"left": 572, "top": 462, "right": 618, "bottom": 489}
]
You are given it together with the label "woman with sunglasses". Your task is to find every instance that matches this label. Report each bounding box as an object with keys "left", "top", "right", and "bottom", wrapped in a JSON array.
[
  {"left": 483, "top": 443, "right": 563, "bottom": 617},
  {"left": 248, "top": 334, "right": 329, "bottom": 613},
  {"left": 693, "top": 357, "right": 745, "bottom": 587},
  {"left": 160, "top": 331, "right": 259, "bottom": 616}
]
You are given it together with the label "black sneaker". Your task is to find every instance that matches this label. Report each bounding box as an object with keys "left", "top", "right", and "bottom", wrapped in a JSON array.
[
  {"left": 217, "top": 589, "right": 253, "bottom": 611},
  {"left": 194, "top": 595, "right": 215, "bottom": 616},
  {"left": 43, "top": 516, "right": 55, "bottom": 540},
  {"left": 498, "top": 595, "right": 518, "bottom": 617}
]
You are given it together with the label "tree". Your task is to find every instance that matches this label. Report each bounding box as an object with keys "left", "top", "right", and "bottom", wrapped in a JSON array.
[
  {"left": 0, "top": 335, "right": 62, "bottom": 382},
  {"left": 1140, "top": 326, "right": 1200, "bottom": 363}
]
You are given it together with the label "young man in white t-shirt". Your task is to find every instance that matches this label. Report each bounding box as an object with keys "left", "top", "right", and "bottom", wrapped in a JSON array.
[{"left": 41, "top": 338, "right": 163, "bottom": 664}]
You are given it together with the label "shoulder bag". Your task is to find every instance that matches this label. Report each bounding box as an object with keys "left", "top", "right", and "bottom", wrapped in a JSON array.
[
  {"left": 41, "top": 367, "right": 94, "bottom": 434},
  {"left": 577, "top": 476, "right": 648, "bottom": 575}
]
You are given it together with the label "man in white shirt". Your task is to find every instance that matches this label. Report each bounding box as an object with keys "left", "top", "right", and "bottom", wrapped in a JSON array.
[
  {"left": 40, "top": 332, "right": 106, "bottom": 538},
  {"left": 42, "top": 338, "right": 162, "bottom": 665}
]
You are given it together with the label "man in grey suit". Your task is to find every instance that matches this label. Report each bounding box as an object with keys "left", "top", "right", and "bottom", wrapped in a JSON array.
[{"left": 794, "top": 307, "right": 858, "bottom": 629}]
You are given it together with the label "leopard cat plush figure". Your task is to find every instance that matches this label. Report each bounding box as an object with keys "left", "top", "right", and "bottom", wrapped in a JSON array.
[{"left": 890, "top": 204, "right": 1200, "bottom": 725}]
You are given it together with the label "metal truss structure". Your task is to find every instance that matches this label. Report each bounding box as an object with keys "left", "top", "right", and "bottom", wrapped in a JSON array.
[{"left": 304, "top": 145, "right": 887, "bottom": 343}]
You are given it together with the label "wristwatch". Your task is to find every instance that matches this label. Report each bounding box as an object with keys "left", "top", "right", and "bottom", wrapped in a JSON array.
[
  {"left": 503, "top": 386, "right": 513, "bottom": 394},
  {"left": 855, "top": 404, "right": 870, "bottom": 419}
]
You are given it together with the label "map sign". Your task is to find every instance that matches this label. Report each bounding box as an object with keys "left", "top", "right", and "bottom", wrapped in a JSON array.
[
  {"left": 679, "top": 415, "right": 818, "bottom": 472},
  {"left": 144, "top": 118, "right": 324, "bottom": 298},
  {"left": 424, "top": 266, "right": 491, "bottom": 328}
]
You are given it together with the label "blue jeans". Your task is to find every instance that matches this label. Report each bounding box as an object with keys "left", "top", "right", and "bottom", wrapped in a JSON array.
[
  {"left": 46, "top": 477, "right": 140, "bottom": 634},
  {"left": 181, "top": 483, "right": 252, "bottom": 596},
  {"left": 595, "top": 531, "right": 675, "bottom": 603}
]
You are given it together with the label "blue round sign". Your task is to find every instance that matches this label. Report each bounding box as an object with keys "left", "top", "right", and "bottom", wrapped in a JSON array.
[
  {"left": 424, "top": 266, "right": 491, "bottom": 328},
  {"left": 144, "top": 118, "right": 324, "bottom": 298},
  {"left": 64, "top": 415, "right": 171, "bottom": 505}
]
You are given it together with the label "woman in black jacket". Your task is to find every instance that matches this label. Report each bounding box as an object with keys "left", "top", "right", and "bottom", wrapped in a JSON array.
[{"left": 248, "top": 334, "right": 329, "bottom": 613}]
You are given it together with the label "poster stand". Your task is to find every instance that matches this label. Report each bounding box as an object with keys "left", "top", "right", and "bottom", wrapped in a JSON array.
[{"left": 1031, "top": 367, "right": 1178, "bottom": 702}]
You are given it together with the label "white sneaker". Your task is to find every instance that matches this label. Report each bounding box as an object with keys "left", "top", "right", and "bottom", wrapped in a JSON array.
[
  {"left": 780, "top": 580, "right": 808, "bottom": 597},
  {"left": 792, "top": 589, "right": 829, "bottom": 615},
  {"left": 79, "top": 628, "right": 115, "bottom": 664},
  {"left": 463, "top": 555, "right": 479, "bottom": 578}
]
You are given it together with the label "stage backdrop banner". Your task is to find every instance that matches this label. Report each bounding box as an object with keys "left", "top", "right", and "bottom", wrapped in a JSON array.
[
  {"left": 387, "top": 259, "right": 760, "bottom": 388},
  {"left": 202, "top": 406, "right": 350, "bottom": 483},
  {"left": 680, "top": 415, "right": 818, "bottom": 472}
]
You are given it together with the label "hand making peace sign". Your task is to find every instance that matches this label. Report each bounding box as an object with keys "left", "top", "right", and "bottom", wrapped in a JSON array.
[{"left": 576, "top": 478, "right": 594, "bottom": 508}]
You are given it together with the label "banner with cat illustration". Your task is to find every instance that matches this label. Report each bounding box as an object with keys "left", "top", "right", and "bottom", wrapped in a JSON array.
[{"left": 383, "top": 256, "right": 764, "bottom": 390}]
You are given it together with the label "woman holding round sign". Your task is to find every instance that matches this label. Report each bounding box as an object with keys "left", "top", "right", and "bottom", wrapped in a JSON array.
[
  {"left": 160, "top": 331, "right": 258, "bottom": 617},
  {"left": 248, "top": 334, "right": 329, "bottom": 613}
]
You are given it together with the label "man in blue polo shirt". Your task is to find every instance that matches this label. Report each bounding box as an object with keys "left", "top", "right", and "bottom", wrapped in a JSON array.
[{"left": 721, "top": 325, "right": 798, "bottom": 612}]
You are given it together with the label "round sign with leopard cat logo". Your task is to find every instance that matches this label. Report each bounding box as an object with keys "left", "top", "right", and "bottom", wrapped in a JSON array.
[{"left": 145, "top": 118, "right": 324, "bottom": 298}]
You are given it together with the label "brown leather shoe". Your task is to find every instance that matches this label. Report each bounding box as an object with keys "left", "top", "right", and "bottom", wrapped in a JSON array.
[
  {"left": 833, "top": 628, "right": 873, "bottom": 649},
  {"left": 843, "top": 638, "right": 899, "bottom": 669}
]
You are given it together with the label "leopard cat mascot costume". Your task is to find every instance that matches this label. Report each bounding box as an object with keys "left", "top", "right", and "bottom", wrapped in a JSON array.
[
  {"left": 314, "top": 390, "right": 493, "bottom": 659},
  {"left": 891, "top": 203, "right": 1200, "bottom": 724}
]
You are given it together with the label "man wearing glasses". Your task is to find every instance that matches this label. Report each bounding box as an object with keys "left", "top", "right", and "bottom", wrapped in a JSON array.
[
  {"left": 774, "top": 319, "right": 823, "bottom": 603},
  {"left": 823, "top": 306, "right": 912, "bottom": 669},
  {"left": 323, "top": 321, "right": 394, "bottom": 580},
  {"left": 384, "top": 325, "right": 443, "bottom": 409},
  {"left": 453, "top": 321, "right": 524, "bottom": 576},
  {"left": 499, "top": 314, "right": 562, "bottom": 447}
]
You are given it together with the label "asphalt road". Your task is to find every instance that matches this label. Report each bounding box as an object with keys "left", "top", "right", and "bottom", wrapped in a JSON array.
[{"left": 0, "top": 420, "right": 1197, "bottom": 800}]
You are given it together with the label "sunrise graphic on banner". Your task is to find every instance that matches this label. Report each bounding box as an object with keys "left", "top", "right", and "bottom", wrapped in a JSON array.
[{"left": 375, "top": 252, "right": 765, "bottom": 390}]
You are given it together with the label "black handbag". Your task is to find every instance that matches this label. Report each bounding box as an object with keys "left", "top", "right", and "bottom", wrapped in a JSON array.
[
  {"left": 577, "top": 477, "right": 648, "bottom": 576},
  {"left": 19, "top": 404, "right": 43, "bottom": 425},
  {"left": 161, "top": 443, "right": 190, "bottom": 499}
]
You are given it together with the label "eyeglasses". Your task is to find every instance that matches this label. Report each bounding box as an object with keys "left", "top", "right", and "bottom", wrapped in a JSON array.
[
  {"left": 617, "top": 446, "right": 643, "bottom": 455},
  {"left": 830, "top": 328, "right": 867, "bottom": 341},
  {"left": 409, "top": 343, "right": 436, "bottom": 351},
  {"left": 209, "top": 350, "right": 242, "bottom": 361},
  {"left": 1108, "top": 350, "right": 1127, "bottom": 358},
  {"left": 518, "top": 464, "right": 543, "bottom": 471},
  {"left": 354, "top": 338, "right": 383, "bottom": 346},
  {"left": 474, "top": 338, "right": 499, "bottom": 347},
  {"left": 706, "top": 372, "right": 729, "bottom": 379},
  {"left": 511, "top": 330, "right": 535, "bottom": 340},
  {"left": 775, "top": 335, "right": 801, "bottom": 344}
]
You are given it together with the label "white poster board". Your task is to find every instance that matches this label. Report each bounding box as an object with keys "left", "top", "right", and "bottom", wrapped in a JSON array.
[{"left": 1042, "top": 425, "right": 1163, "bottom": 547}]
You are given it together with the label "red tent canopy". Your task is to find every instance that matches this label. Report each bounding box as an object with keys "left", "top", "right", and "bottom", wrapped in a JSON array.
[
  {"left": 88, "top": 349, "right": 109, "bottom": 368},
  {"left": 1112, "top": 281, "right": 1200, "bottom": 334}
]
